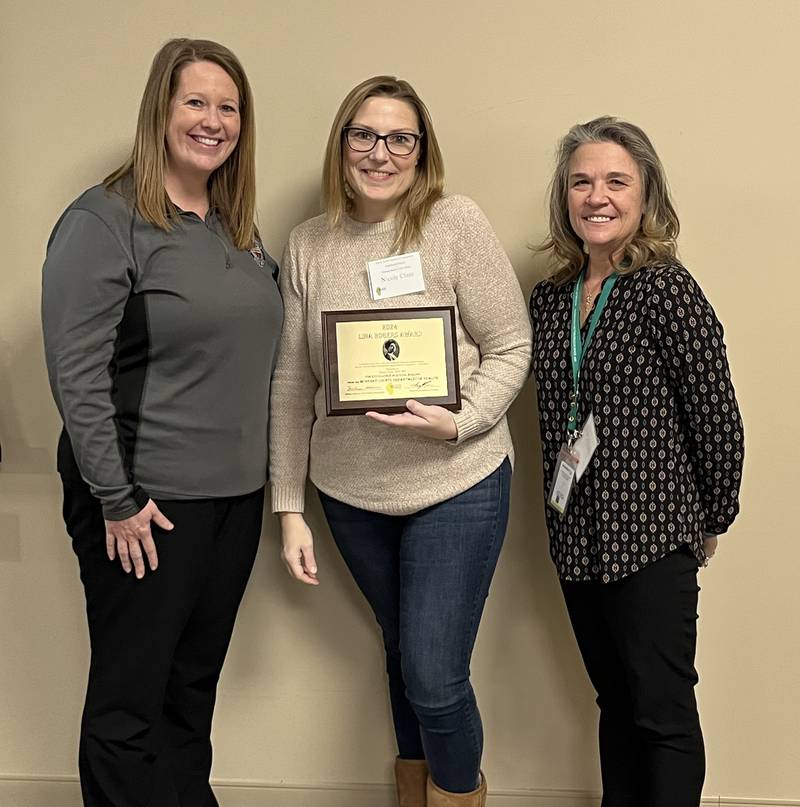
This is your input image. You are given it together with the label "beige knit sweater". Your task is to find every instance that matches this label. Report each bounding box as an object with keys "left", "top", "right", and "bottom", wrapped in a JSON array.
[{"left": 269, "top": 194, "right": 532, "bottom": 515}]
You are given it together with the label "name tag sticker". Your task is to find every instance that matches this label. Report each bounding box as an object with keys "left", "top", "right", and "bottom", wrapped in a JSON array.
[
  {"left": 572, "top": 411, "right": 598, "bottom": 481},
  {"left": 367, "top": 252, "right": 425, "bottom": 300},
  {"left": 547, "top": 446, "right": 579, "bottom": 516}
]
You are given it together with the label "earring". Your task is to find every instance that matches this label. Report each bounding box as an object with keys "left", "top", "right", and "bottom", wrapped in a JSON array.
[{"left": 344, "top": 181, "right": 354, "bottom": 200}]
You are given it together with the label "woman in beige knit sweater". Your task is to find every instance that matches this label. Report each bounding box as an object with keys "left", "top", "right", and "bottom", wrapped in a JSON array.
[{"left": 268, "top": 76, "right": 531, "bottom": 807}]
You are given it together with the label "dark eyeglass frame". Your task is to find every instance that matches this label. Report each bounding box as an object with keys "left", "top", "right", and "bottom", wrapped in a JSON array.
[{"left": 342, "top": 126, "right": 424, "bottom": 156}]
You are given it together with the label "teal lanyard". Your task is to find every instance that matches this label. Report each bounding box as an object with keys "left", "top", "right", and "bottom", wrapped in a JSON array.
[{"left": 568, "top": 269, "right": 617, "bottom": 440}]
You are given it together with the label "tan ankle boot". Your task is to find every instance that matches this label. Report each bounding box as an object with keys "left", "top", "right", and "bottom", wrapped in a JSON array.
[
  {"left": 395, "top": 757, "right": 428, "bottom": 807},
  {"left": 426, "top": 772, "right": 486, "bottom": 806}
]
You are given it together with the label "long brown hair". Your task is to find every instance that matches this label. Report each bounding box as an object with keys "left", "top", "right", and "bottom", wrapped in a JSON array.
[
  {"left": 104, "top": 38, "right": 257, "bottom": 250},
  {"left": 322, "top": 76, "right": 445, "bottom": 254},
  {"left": 540, "top": 116, "right": 680, "bottom": 284}
]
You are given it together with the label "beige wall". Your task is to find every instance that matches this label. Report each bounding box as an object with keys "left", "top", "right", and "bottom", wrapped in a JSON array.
[{"left": 1, "top": 0, "right": 798, "bottom": 804}]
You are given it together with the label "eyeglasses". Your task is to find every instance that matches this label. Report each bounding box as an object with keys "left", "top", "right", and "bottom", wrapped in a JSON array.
[{"left": 343, "top": 127, "right": 423, "bottom": 157}]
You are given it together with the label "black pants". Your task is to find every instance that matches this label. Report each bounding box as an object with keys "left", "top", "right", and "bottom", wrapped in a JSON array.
[
  {"left": 59, "top": 433, "right": 263, "bottom": 807},
  {"left": 561, "top": 546, "right": 704, "bottom": 807}
]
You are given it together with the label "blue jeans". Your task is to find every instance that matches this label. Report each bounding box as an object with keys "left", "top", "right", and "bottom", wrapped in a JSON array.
[{"left": 318, "top": 458, "right": 511, "bottom": 793}]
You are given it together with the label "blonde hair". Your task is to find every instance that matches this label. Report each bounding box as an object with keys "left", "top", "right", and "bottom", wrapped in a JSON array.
[
  {"left": 104, "top": 38, "right": 257, "bottom": 250},
  {"left": 540, "top": 116, "right": 680, "bottom": 284},
  {"left": 322, "top": 76, "right": 445, "bottom": 253}
]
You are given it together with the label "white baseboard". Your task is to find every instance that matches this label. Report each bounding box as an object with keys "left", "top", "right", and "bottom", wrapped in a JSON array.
[{"left": 0, "top": 775, "right": 796, "bottom": 806}]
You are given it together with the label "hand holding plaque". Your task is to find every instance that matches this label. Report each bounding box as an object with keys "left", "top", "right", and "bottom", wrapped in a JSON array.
[
  {"left": 321, "top": 307, "right": 461, "bottom": 416},
  {"left": 365, "top": 398, "right": 458, "bottom": 440}
]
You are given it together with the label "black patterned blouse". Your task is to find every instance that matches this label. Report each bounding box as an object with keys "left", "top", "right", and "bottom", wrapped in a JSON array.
[{"left": 529, "top": 263, "right": 744, "bottom": 583}]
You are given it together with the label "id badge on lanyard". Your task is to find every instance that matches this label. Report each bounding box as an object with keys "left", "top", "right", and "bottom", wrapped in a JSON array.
[{"left": 546, "top": 269, "right": 616, "bottom": 516}]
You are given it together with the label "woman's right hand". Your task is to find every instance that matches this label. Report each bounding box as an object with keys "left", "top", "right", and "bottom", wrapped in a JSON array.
[
  {"left": 105, "top": 499, "right": 174, "bottom": 579},
  {"left": 279, "top": 513, "right": 319, "bottom": 586}
]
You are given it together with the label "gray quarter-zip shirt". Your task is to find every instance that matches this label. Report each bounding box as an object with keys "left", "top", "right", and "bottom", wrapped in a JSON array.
[{"left": 42, "top": 184, "right": 283, "bottom": 520}]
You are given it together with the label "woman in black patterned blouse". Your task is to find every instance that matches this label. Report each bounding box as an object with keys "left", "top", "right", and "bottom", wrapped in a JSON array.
[{"left": 529, "top": 117, "right": 744, "bottom": 807}]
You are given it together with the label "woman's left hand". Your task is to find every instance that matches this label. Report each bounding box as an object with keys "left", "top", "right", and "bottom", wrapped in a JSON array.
[
  {"left": 366, "top": 399, "right": 458, "bottom": 440},
  {"left": 703, "top": 534, "right": 718, "bottom": 561}
]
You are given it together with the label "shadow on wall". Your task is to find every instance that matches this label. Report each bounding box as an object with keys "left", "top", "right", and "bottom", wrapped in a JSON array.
[
  {"left": 257, "top": 173, "right": 324, "bottom": 255},
  {"left": 0, "top": 332, "right": 55, "bottom": 477},
  {"left": 0, "top": 325, "right": 63, "bottom": 564},
  {"left": 476, "top": 382, "right": 599, "bottom": 785}
]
